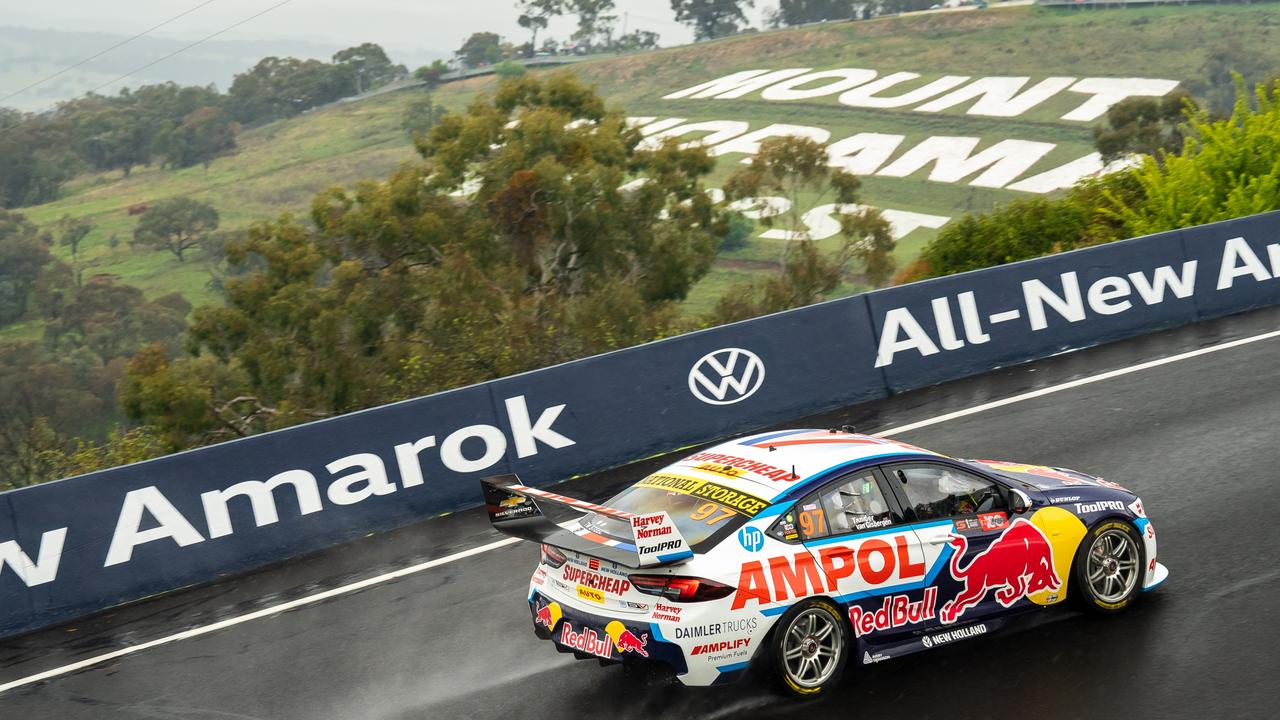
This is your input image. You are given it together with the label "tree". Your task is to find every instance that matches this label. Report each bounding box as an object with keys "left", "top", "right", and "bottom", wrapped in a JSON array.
[
  {"left": 569, "top": 0, "right": 618, "bottom": 47},
  {"left": 671, "top": 0, "right": 754, "bottom": 40},
  {"left": 494, "top": 60, "right": 527, "bottom": 79},
  {"left": 902, "top": 165, "right": 1143, "bottom": 283},
  {"left": 720, "top": 212, "right": 754, "bottom": 252},
  {"left": 45, "top": 276, "right": 189, "bottom": 360},
  {"left": 455, "top": 32, "right": 504, "bottom": 68},
  {"left": 0, "top": 210, "right": 53, "bottom": 325},
  {"left": 0, "top": 341, "right": 124, "bottom": 489},
  {"left": 1109, "top": 78, "right": 1280, "bottom": 237},
  {"left": 405, "top": 61, "right": 451, "bottom": 143},
  {"left": 71, "top": 103, "right": 153, "bottom": 177},
  {"left": 131, "top": 197, "right": 219, "bottom": 261},
  {"left": 712, "top": 135, "right": 892, "bottom": 323},
  {"left": 54, "top": 215, "right": 93, "bottom": 261},
  {"left": 414, "top": 59, "right": 451, "bottom": 88},
  {"left": 517, "top": 0, "right": 565, "bottom": 57},
  {"left": 124, "top": 73, "right": 728, "bottom": 447},
  {"left": 54, "top": 214, "right": 93, "bottom": 286},
  {"left": 402, "top": 93, "right": 447, "bottom": 142},
  {"left": 771, "top": 0, "right": 853, "bottom": 26},
  {"left": 159, "top": 106, "right": 238, "bottom": 171},
  {"left": 1185, "top": 45, "right": 1278, "bottom": 118},
  {"left": 0, "top": 110, "right": 79, "bottom": 208},
  {"left": 332, "top": 42, "right": 406, "bottom": 94},
  {"left": 1093, "top": 90, "right": 1191, "bottom": 165},
  {"left": 918, "top": 197, "right": 1089, "bottom": 279},
  {"left": 227, "top": 57, "right": 356, "bottom": 124},
  {"left": 612, "top": 30, "right": 660, "bottom": 52},
  {"left": 35, "top": 425, "right": 167, "bottom": 485}
]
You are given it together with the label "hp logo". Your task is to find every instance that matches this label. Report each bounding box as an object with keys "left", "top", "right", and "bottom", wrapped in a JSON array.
[
  {"left": 738, "top": 526, "right": 765, "bottom": 552},
  {"left": 688, "top": 348, "right": 765, "bottom": 405}
]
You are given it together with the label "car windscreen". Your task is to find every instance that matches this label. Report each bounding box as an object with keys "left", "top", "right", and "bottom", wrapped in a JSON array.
[{"left": 579, "top": 473, "right": 772, "bottom": 552}]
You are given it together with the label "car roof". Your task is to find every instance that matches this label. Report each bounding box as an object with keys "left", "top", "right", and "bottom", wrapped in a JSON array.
[{"left": 653, "top": 429, "right": 940, "bottom": 504}]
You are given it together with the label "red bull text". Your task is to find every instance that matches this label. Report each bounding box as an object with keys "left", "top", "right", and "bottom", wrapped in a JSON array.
[{"left": 848, "top": 588, "right": 938, "bottom": 638}]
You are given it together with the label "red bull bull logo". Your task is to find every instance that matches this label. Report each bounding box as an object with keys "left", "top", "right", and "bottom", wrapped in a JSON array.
[
  {"left": 534, "top": 601, "right": 562, "bottom": 630},
  {"left": 940, "top": 518, "right": 1060, "bottom": 624},
  {"left": 605, "top": 620, "right": 650, "bottom": 657}
]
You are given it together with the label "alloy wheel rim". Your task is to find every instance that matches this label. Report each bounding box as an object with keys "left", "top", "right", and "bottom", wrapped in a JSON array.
[
  {"left": 1087, "top": 528, "right": 1140, "bottom": 603},
  {"left": 782, "top": 608, "right": 842, "bottom": 688}
]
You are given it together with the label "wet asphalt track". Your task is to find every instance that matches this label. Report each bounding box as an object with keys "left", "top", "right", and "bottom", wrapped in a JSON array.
[{"left": 3, "top": 307, "right": 1280, "bottom": 719}]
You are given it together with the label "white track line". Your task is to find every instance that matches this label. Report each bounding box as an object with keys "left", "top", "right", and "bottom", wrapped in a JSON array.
[
  {"left": 4, "top": 326, "right": 1279, "bottom": 695},
  {"left": 0, "top": 538, "right": 520, "bottom": 695}
]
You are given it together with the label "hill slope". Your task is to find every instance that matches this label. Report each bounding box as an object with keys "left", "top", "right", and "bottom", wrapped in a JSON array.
[{"left": 13, "top": 4, "right": 1280, "bottom": 320}]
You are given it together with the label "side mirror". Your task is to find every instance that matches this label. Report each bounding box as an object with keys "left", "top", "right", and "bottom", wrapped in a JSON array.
[{"left": 1009, "top": 488, "right": 1033, "bottom": 514}]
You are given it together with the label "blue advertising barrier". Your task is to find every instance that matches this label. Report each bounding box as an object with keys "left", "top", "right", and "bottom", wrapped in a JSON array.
[
  {"left": 865, "top": 226, "right": 1200, "bottom": 392},
  {"left": 1, "top": 210, "right": 1278, "bottom": 638}
]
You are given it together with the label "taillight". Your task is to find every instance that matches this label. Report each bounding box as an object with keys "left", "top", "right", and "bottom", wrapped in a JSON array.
[
  {"left": 540, "top": 544, "right": 567, "bottom": 569},
  {"left": 628, "top": 574, "right": 735, "bottom": 603}
]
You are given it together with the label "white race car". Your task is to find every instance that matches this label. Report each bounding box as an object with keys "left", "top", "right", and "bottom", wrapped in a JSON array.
[{"left": 482, "top": 428, "right": 1167, "bottom": 697}]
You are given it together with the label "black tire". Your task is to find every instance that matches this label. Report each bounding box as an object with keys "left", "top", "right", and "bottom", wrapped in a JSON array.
[
  {"left": 769, "top": 597, "right": 850, "bottom": 698},
  {"left": 1073, "top": 519, "right": 1144, "bottom": 613}
]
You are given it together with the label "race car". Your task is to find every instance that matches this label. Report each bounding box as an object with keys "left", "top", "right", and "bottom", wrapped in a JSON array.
[{"left": 482, "top": 428, "right": 1167, "bottom": 697}]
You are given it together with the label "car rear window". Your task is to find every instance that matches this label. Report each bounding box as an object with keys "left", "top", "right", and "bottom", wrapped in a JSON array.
[{"left": 579, "top": 473, "right": 770, "bottom": 551}]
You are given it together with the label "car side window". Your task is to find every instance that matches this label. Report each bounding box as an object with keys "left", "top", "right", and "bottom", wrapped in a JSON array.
[
  {"left": 769, "top": 471, "right": 893, "bottom": 542},
  {"left": 892, "top": 464, "right": 1006, "bottom": 521}
]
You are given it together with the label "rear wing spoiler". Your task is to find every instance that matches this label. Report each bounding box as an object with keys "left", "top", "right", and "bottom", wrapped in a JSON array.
[{"left": 480, "top": 474, "right": 693, "bottom": 568}]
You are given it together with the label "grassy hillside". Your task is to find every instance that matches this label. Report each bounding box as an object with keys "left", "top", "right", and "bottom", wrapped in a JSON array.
[{"left": 14, "top": 4, "right": 1280, "bottom": 321}]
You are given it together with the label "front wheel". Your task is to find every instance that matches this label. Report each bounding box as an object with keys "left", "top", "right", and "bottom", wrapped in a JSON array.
[
  {"left": 770, "top": 598, "right": 849, "bottom": 698},
  {"left": 1073, "top": 519, "right": 1144, "bottom": 613}
]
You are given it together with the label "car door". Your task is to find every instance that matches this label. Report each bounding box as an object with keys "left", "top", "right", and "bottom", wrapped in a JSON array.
[
  {"left": 769, "top": 468, "right": 935, "bottom": 644},
  {"left": 881, "top": 461, "right": 1054, "bottom": 627}
]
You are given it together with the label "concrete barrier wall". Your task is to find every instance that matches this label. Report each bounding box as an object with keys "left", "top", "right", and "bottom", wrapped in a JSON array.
[{"left": 2, "top": 210, "right": 1277, "bottom": 637}]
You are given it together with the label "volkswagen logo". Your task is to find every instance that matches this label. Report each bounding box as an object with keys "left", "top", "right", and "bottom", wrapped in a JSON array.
[{"left": 688, "top": 348, "right": 765, "bottom": 405}]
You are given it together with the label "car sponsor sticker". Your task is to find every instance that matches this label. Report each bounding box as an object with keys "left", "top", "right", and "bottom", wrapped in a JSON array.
[
  {"left": 978, "top": 512, "right": 1008, "bottom": 531},
  {"left": 682, "top": 451, "right": 796, "bottom": 482},
  {"left": 1074, "top": 500, "right": 1126, "bottom": 514},
  {"left": 534, "top": 601, "right": 562, "bottom": 630},
  {"left": 562, "top": 565, "right": 631, "bottom": 595},
  {"left": 604, "top": 621, "right": 649, "bottom": 657},
  {"left": 634, "top": 474, "right": 769, "bottom": 518},
  {"left": 672, "top": 617, "right": 760, "bottom": 639},
  {"left": 940, "top": 518, "right": 1060, "bottom": 624},
  {"left": 732, "top": 533, "right": 926, "bottom": 610},
  {"left": 738, "top": 526, "right": 765, "bottom": 552},
  {"left": 559, "top": 622, "right": 613, "bottom": 658},
  {"left": 863, "top": 651, "right": 889, "bottom": 665},
  {"left": 632, "top": 512, "right": 693, "bottom": 565},
  {"left": 922, "top": 623, "right": 987, "bottom": 648},
  {"left": 577, "top": 585, "right": 605, "bottom": 604},
  {"left": 652, "top": 602, "right": 682, "bottom": 622},
  {"left": 848, "top": 588, "right": 938, "bottom": 638},
  {"left": 692, "top": 638, "right": 752, "bottom": 662}
]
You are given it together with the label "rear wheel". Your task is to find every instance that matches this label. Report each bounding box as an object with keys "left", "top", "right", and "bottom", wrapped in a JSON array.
[
  {"left": 770, "top": 598, "right": 849, "bottom": 698},
  {"left": 1074, "top": 520, "right": 1143, "bottom": 613}
]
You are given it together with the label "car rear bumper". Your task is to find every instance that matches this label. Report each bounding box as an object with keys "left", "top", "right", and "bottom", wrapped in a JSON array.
[{"left": 528, "top": 590, "right": 689, "bottom": 677}]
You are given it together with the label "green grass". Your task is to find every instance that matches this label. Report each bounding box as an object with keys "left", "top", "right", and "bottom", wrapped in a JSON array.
[{"left": 12, "top": 3, "right": 1280, "bottom": 319}]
